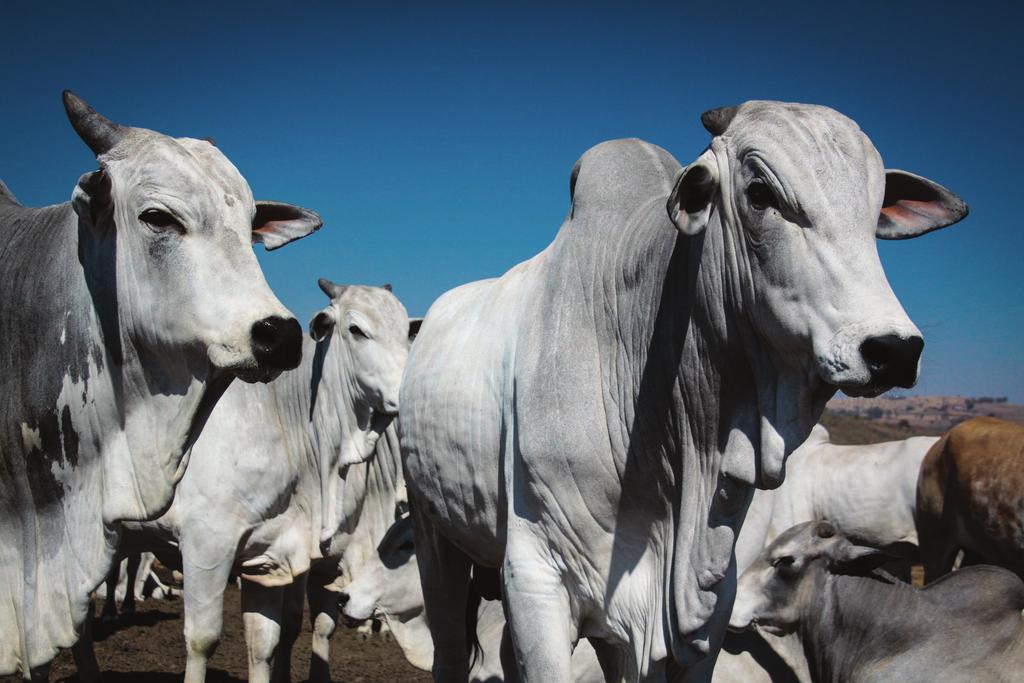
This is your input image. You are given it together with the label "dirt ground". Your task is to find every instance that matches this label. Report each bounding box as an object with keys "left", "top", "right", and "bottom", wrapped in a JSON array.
[{"left": 2, "top": 585, "right": 431, "bottom": 683}]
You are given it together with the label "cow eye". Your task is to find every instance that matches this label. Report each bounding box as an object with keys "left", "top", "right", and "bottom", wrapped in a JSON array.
[
  {"left": 348, "top": 325, "right": 368, "bottom": 339},
  {"left": 139, "top": 209, "right": 184, "bottom": 233},
  {"left": 771, "top": 555, "right": 796, "bottom": 569},
  {"left": 746, "top": 180, "right": 779, "bottom": 212}
]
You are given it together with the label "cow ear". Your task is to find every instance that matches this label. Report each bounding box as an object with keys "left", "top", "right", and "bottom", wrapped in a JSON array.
[
  {"left": 309, "top": 310, "right": 335, "bottom": 342},
  {"left": 828, "top": 539, "right": 887, "bottom": 573},
  {"left": 71, "top": 169, "right": 113, "bottom": 228},
  {"left": 877, "top": 170, "right": 968, "bottom": 240},
  {"left": 252, "top": 201, "right": 323, "bottom": 251},
  {"left": 667, "top": 159, "right": 718, "bottom": 236},
  {"left": 408, "top": 317, "right": 423, "bottom": 341}
]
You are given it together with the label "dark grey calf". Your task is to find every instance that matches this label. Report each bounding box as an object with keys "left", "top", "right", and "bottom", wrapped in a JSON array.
[{"left": 730, "top": 521, "right": 1024, "bottom": 683}]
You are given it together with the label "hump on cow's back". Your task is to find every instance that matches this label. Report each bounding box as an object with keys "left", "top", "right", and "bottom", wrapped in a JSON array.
[
  {"left": 569, "top": 138, "right": 680, "bottom": 222},
  {"left": 922, "top": 565, "right": 1024, "bottom": 617}
]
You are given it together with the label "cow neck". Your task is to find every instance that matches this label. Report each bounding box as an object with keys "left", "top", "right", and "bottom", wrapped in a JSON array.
[
  {"left": 304, "top": 332, "right": 392, "bottom": 544},
  {"left": 75, "top": 211, "right": 227, "bottom": 523},
  {"left": 327, "top": 424, "right": 405, "bottom": 571},
  {"left": 798, "top": 569, "right": 919, "bottom": 682},
  {"left": 576, "top": 153, "right": 828, "bottom": 667}
]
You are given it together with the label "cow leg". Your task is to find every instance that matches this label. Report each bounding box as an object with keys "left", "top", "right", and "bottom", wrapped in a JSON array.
[
  {"left": 499, "top": 622, "right": 523, "bottom": 683},
  {"left": 307, "top": 576, "right": 339, "bottom": 683},
  {"left": 918, "top": 520, "right": 959, "bottom": 584},
  {"left": 503, "top": 537, "right": 574, "bottom": 682},
  {"left": 71, "top": 599, "right": 101, "bottom": 683},
  {"left": 100, "top": 560, "right": 121, "bottom": 623},
  {"left": 413, "top": 511, "right": 473, "bottom": 682},
  {"left": 121, "top": 553, "right": 142, "bottom": 615},
  {"left": 241, "top": 581, "right": 285, "bottom": 683},
  {"left": 181, "top": 544, "right": 234, "bottom": 683},
  {"left": 270, "top": 575, "right": 307, "bottom": 683}
]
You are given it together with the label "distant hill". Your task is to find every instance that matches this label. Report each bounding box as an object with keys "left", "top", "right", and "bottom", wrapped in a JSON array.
[{"left": 822, "top": 395, "right": 1024, "bottom": 445}]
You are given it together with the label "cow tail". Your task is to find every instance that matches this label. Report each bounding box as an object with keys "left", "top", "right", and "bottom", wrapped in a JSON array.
[
  {"left": 466, "top": 563, "right": 501, "bottom": 668},
  {"left": 465, "top": 576, "right": 484, "bottom": 669}
]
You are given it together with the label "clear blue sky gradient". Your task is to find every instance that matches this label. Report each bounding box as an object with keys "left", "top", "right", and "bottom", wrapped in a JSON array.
[{"left": 2, "top": 2, "right": 1021, "bottom": 401}]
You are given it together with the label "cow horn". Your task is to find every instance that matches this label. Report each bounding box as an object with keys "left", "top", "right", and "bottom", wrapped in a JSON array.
[
  {"left": 318, "top": 278, "right": 348, "bottom": 300},
  {"left": 701, "top": 106, "right": 737, "bottom": 137},
  {"left": 63, "top": 91, "right": 127, "bottom": 156}
]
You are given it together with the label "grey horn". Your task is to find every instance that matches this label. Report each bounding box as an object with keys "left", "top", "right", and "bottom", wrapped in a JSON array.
[
  {"left": 701, "top": 105, "right": 738, "bottom": 137},
  {"left": 62, "top": 90, "right": 127, "bottom": 157},
  {"left": 318, "top": 278, "right": 348, "bottom": 300}
]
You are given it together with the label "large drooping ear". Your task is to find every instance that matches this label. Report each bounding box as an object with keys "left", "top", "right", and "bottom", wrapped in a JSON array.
[
  {"left": 408, "top": 317, "right": 423, "bottom": 341},
  {"left": 309, "top": 309, "right": 336, "bottom": 342},
  {"left": 63, "top": 91, "right": 127, "bottom": 157},
  {"left": 71, "top": 169, "right": 113, "bottom": 227},
  {"left": 877, "top": 170, "right": 968, "bottom": 239},
  {"left": 667, "top": 158, "right": 718, "bottom": 236},
  {"left": 826, "top": 535, "right": 889, "bottom": 575},
  {"left": 252, "top": 201, "right": 323, "bottom": 251}
]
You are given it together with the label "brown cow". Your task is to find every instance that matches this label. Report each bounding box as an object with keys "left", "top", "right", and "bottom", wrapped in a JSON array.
[{"left": 916, "top": 417, "right": 1024, "bottom": 583}]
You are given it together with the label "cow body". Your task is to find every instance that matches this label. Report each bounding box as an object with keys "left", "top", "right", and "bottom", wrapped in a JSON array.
[
  {"left": 731, "top": 521, "right": 1024, "bottom": 683},
  {"left": 401, "top": 103, "right": 967, "bottom": 680},
  {"left": 0, "top": 94, "right": 319, "bottom": 677},
  {"left": 916, "top": 417, "right": 1024, "bottom": 582}
]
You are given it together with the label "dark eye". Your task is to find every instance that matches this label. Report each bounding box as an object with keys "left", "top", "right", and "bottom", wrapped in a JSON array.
[
  {"left": 746, "top": 180, "right": 779, "bottom": 212},
  {"left": 348, "top": 325, "right": 368, "bottom": 339},
  {"left": 139, "top": 209, "right": 184, "bottom": 233},
  {"left": 771, "top": 555, "right": 796, "bottom": 569}
]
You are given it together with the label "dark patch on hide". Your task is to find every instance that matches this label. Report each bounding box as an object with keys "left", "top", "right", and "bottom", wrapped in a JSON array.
[
  {"left": 60, "top": 405, "right": 80, "bottom": 467},
  {"left": 28, "top": 411, "right": 67, "bottom": 508}
]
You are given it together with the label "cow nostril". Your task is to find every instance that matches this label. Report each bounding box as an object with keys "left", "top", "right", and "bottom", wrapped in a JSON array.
[
  {"left": 251, "top": 316, "right": 303, "bottom": 371},
  {"left": 859, "top": 334, "right": 924, "bottom": 388}
]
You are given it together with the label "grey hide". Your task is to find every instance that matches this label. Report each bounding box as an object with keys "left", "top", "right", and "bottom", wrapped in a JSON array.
[
  {"left": 399, "top": 102, "right": 968, "bottom": 681},
  {"left": 730, "top": 521, "right": 1024, "bottom": 683},
  {"left": 0, "top": 92, "right": 319, "bottom": 678}
]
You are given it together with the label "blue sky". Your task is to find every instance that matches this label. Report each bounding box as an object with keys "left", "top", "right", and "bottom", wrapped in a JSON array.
[{"left": 2, "top": 2, "right": 1021, "bottom": 401}]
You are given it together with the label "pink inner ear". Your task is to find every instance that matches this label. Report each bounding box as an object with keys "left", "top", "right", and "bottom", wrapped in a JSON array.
[
  {"left": 253, "top": 219, "right": 300, "bottom": 236},
  {"left": 880, "top": 198, "right": 947, "bottom": 227}
]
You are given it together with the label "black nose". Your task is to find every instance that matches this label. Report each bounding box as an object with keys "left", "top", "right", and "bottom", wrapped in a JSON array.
[
  {"left": 338, "top": 592, "right": 350, "bottom": 607},
  {"left": 251, "top": 316, "right": 302, "bottom": 370},
  {"left": 859, "top": 334, "right": 923, "bottom": 388}
]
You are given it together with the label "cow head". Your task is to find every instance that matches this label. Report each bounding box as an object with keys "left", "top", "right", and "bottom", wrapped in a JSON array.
[
  {"left": 341, "top": 514, "right": 421, "bottom": 623},
  {"left": 668, "top": 101, "right": 967, "bottom": 401},
  {"left": 339, "top": 514, "right": 435, "bottom": 671},
  {"left": 309, "top": 280, "right": 411, "bottom": 465},
  {"left": 64, "top": 91, "right": 320, "bottom": 384},
  {"left": 729, "top": 521, "right": 886, "bottom": 636}
]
